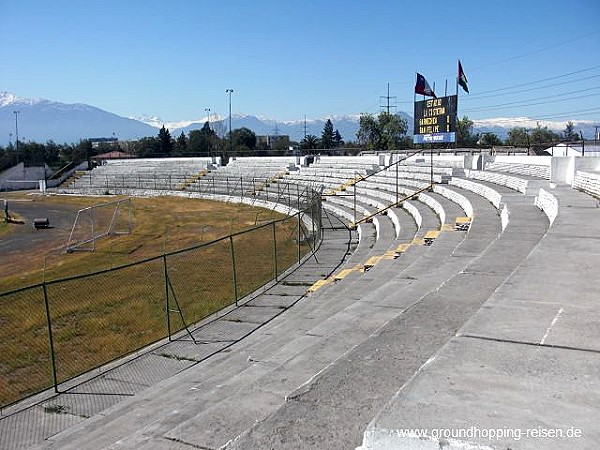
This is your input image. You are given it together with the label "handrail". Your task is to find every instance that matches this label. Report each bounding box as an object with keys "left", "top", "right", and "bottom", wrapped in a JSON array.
[
  {"left": 351, "top": 183, "right": 433, "bottom": 228},
  {"left": 343, "top": 148, "right": 429, "bottom": 188}
]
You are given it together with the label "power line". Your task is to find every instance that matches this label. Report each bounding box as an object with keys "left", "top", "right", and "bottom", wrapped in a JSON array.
[
  {"left": 461, "top": 74, "right": 600, "bottom": 101},
  {"left": 468, "top": 31, "right": 600, "bottom": 73},
  {"left": 527, "top": 107, "right": 600, "bottom": 121},
  {"left": 466, "top": 65, "right": 600, "bottom": 97},
  {"left": 464, "top": 91, "right": 600, "bottom": 113},
  {"left": 463, "top": 86, "right": 600, "bottom": 112}
]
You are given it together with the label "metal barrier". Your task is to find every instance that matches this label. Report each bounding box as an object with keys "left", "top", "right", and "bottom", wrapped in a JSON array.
[{"left": 0, "top": 186, "right": 322, "bottom": 410}]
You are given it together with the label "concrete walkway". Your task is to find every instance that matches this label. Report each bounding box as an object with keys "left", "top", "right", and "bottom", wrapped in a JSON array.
[{"left": 360, "top": 185, "right": 600, "bottom": 449}]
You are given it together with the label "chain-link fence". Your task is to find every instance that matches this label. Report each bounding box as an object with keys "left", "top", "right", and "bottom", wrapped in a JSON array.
[{"left": 0, "top": 186, "right": 322, "bottom": 410}]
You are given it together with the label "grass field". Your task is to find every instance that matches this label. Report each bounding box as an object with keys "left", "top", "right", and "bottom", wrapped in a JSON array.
[{"left": 0, "top": 194, "right": 310, "bottom": 407}]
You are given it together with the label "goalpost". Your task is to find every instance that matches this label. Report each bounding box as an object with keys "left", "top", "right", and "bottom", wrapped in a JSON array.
[{"left": 65, "top": 198, "right": 133, "bottom": 252}]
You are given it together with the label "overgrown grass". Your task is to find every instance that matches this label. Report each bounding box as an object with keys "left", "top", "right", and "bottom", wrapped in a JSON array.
[{"left": 0, "top": 195, "right": 310, "bottom": 407}]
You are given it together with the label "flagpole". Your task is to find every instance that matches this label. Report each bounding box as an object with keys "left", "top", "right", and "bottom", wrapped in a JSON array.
[{"left": 456, "top": 59, "right": 460, "bottom": 97}]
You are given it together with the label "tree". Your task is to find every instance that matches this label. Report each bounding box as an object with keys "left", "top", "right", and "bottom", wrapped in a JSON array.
[
  {"left": 530, "top": 123, "right": 560, "bottom": 146},
  {"left": 188, "top": 122, "right": 217, "bottom": 156},
  {"left": 321, "top": 119, "right": 335, "bottom": 149},
  {"left": 379, "top": 112, "right": 408, "bottom": 150},
  {"left": 231, "top": 127, "right": 257, "bottom": 154},
  {"left": 356, "top": 112, "right": 408, "bottom": 150},
  {"left": 478, "top": 132, "right": 502, "bottom": 147},
  {"left": 456, "top": 116, "right": 479, "bottom": 147},
  {"left": 506, "top": 127, "right": 530, "bottom": 147},
  {"left": 132, "top": 137, "right": 160, "bottom": 157},
  {"left": 158, "top": 126, "right": 173, "bottom": 156},
  {"left": 175, "top": 131, "right": 187, "bottom": 155},
  {"left": 300, "top": 134, "right": 319, "bottom": 151},
  {"left": 333, "top": 129, "right": 344, "bottom": 148},
  {"left": 356, "top": 114, "right": 380, "bottom": 150},
  {"left": 563, "top": 121, "right": 579, "bottom": 142}
]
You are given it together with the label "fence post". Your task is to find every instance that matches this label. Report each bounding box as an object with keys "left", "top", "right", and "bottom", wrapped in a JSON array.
[
  {"left": 163, "top": 254, "right": 172, "bottom": 341},
  {"left": 230, "top": 236, "right": 239, "bottom": 306},
  {"left": 42, "top": 282, "right": 59, "bottom": 393},
  {"left": 272, "top": 222, "right": 278, "bottom": 280},
  {"left": 297, "top": 211, "right": 301, "bottom": 264}
]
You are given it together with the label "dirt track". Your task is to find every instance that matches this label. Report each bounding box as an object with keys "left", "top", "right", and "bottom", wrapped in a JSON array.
[{"left": 0, "top": 194, "right": 83, "bottom": 280}]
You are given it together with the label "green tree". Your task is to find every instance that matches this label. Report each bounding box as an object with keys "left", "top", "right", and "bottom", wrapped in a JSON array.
[
  {"left": 300, "top": 134, "right": 319, "bottom": 151},
  {"left": 333, "top": 129, "right": 344, "bottom": 148},
  {"left": 356, "top": 112, "right": 407, "bottom": 150},
  {"left": 132, "top": 137, "right": 160, "bottom": 158},
  {"left": 506, "top": 127, "right": 530, "bottom": 147},
  {"left": 530, "top": 123, "right": 560, "bottom": 145},
  {"left": 321, "top": 119, "right": 335, "bottom": 149},
  {"left": 479, "top": 133, "right": 502, "bottom": 147},
  {"left": 231, "top": 127, "right": 257, "bottom": 154},
  {"left": 456, "top": 116, "right": 479, "bottom": 147},
  {"left": 175, "top": 131, "right": 187, "bottom": 155},
  {"left": 563, "top": 121, "right": 579, "bottom": 142},
  {"left": 158, "top": 125, "right": 173, "bottom": 156},
  {"left": 188, "top": 122, "right": 217, "bottom": 156}
]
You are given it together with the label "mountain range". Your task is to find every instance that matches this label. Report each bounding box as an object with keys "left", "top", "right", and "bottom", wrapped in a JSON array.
[{"left": 1, "top": 91, "right": 597, "bottom": 147}]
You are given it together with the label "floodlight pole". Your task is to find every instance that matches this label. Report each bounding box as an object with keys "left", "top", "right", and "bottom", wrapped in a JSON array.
[
  {"left": 205, "top": 107, "right": 212, "bottom": 160},
  {"left": 226, "top": 89, "right": 234, "bottom": 159},
  {"left": 13, "top": 110, "right": 20, "bottom": 155}
]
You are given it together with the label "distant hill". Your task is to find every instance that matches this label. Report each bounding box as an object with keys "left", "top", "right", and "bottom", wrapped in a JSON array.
[
  {"left": 1, "top": 91, "right": 597, "bottom": 146},
  {"left": 0, "top": 91, "right": 156, "bottom": 146}
]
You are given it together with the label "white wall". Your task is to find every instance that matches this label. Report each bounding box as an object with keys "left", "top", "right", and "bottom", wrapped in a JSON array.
[{"left": 0, "top": 163, "right": 50, "bottom": 190}]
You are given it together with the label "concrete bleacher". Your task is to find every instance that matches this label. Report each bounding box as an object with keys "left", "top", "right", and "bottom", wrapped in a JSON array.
[
  {"left": 61, "top": 157, "right": 214, "bottom": 193},
  {"left": 484, "top": 160, "right": 551, "bottom": 179},
  {"left": 7, "top": 154, "right": 600, "bottom": 449},
  {"left": 573, "top": 170, "right": 600, "bottom": 199}
]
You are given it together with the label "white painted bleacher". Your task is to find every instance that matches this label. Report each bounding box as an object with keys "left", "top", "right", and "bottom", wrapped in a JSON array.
[
  {"left": 484, "top": 160, "right": 551, "bottom": 179},
  {"left": 64, "top": 157, "right": 213, "bottom": 192},
  {"left": 464, "top": 168, "right": 529, "bottom": 194},
  {"left": 534, "top": 188, "right": 559, "bottom": 225},
  {"left": 449, "top": 177, "right": 503, "bottom": 210},
  {"left": 573, "top": 170, "right": 600, "bottom": 198}
]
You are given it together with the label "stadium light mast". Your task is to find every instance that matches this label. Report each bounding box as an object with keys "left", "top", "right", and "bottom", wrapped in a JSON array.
[
  {"left": 205, "top": 108, "right": 212, "bottom": 161},
  {"left": 13, "top": 110, "right": 20, "bottom": 155},
  {"left": 226, "top": 89, "right": 233, "bottom": 158},
  {"left": 205, "top": 108, "right": 210, "bottom": 129}
]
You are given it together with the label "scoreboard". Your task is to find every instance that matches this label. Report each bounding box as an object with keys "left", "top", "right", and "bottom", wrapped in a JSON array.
[{"left": 413, "top": 95, "right": 457, "bottom": 144}]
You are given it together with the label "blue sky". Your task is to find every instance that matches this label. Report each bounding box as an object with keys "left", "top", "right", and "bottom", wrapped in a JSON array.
[{"left": 1, "top": 0, "right": 599, "bottom": 124}]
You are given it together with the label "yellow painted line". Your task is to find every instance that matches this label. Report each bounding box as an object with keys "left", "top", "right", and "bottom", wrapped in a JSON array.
[
  {"left": 307, "top": 279, "right": 332, "bottom": 293},
  {"left": 396, "top": 243, "right": 411, "bottom": 253},
  {"left": 333, "top": 268, "right": 360, "bottom": 281},
  {"left": 383, "top": 250, "right": 398, "bottom": 259},
  {"left": 455, "top": 216, "right": 471, "bottom": 224},
  {"left": 424, "top": 230, "right": 441, "bottom": 239},
  {"left": 363, "top": 256, "right": 383, "bottom": 269},
  {"left": 411, "top": 238, "right": 425, "bottom": 246},
  {"left": 441, "top": 223, "right": 454, "bottom": 231}
]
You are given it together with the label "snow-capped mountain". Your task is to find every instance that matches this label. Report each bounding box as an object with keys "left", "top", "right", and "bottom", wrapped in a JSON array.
[
  {"left": 1, "top": 91, "right": 597, "bottom": 147},
  {"left": 166, "top": 112, "right": 413, "bottom": 143},
  {"left": 472, "top": 117, "right": 597, "bottom": 139},
  {"left": 0, "top": 91, "right": 156, "bottom": 145}
]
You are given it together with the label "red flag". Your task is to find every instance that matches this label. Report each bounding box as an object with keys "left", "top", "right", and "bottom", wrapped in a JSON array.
[{"left": 415, "top": 73, "right": 436, "bottom": 98}]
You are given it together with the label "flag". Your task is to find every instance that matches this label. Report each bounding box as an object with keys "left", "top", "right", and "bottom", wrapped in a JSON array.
[
  {"left": 415, "top": 73, "right": 436, "bottom": 98},
  {"left": 458, "top": 60, "right": 469, "bottom": 93}
]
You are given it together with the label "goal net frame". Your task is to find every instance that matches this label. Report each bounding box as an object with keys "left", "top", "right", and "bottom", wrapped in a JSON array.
[{"left": 65, "top": 197, "right": 133, "bottom": 252}]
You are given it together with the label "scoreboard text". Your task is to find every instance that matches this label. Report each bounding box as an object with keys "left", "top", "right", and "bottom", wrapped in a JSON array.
[{"left": 413, "top": 95, "right": 457, "bottom": 144}]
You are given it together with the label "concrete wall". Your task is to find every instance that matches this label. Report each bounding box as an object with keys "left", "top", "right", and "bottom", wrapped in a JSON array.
[
  {"left": 550, "top": 157, "right": 600, "bottom": 185},
  {"left": 0, "top": 163, "right": 51, "bottom": 191}
]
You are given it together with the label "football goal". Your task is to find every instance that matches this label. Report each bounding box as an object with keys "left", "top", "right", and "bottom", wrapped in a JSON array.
[{"left": 66, "top": 198, "right": 133, "bottom": 252}]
